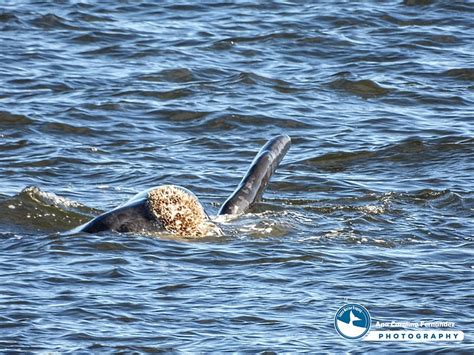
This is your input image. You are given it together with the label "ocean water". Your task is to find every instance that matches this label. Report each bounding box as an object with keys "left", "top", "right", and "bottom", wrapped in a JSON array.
[{"left": 0, "top": 0, "right": 473, "bottom": 352}]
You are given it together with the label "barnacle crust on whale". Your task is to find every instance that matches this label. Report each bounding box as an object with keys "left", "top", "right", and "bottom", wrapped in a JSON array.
[{"left": 147, "top": 185, "right": 211, "bottom": 237}]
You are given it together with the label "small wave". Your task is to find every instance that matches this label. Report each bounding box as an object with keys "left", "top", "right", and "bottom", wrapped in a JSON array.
[
  {"left": 82, "top": 102, "right": 122, "bottom": 111},
  {"left": 296, "top": 136, "right": 473, "bottom": 169},
  {"left": 0, "top": 111, "right": 34, "bottom": 126},
  {"left": 285, "top": 188, "right": 468, "bottom": 237},
  {"left": 31, "top": 13, "right": 80, "bottom": 30},
  {"left": 380, "top": 137, "right": 473, "bottom": 160},
  {"left": 40, "top": 122, "right": 100, "bottom": 136},
  {"left": 20, "top": 186, "right": 86, "bottom": 211},
  {"left": 396, "top": 189, "right": 466, "bottom": 211},
  {"left": 381, "top": 14, "right": 440, "bottom": 27},
  {"left": 230, "top": 72, "right": 301, "bottom": 94},
  {"left": 0, "top": 186, "right": 95, "bottom": 233},
  {"left": 153, "top": 109, "right": 209, "bottom": 122},
  {"left": 218, "top": 210, "right": 294, "bottom": 239},
  {"left": 442, "top": 68, "right": 474, "bottom": 81},
  {"left": 188, "top": 113, "right": 311, "bottom": 132},
  {"left": 391, "top": 89, "right": 470, "bottom": 107},
  {"left": 212, "top": 32, "right": 301, "bottom": 50},
  {"left": 164, "top": 4, "right": 207, "bottom": 11},
  {"left": 113, "top": 88, "right": 193, "bottom": 100},
  {"left": 299, "top": 150, "right": 374, "bottom": 168},
  {"left": 309, "top": 203, "right": 388, "bottom": 215},
  {"left": 304, "top": 228, "right": 397, "bottom": 248},
  {"left": 0, "top": 139, "right": 29, "bottom": 152},
  {"left": 139, "top": 68, "right": 195, "bottom": 83},
  {"left": 402, "top": 0, "right": 435, "bottom": 6},
  {"left": 0, "top": 11, "right": 19, "bottom": 23},
  {"left": 128, "top": 47, "right": 167, "bottom": 59},
  {"left": 72, "top": 33, "right": 102, "bottom": 44},
  {"left": 24, "top": 82, "right": 74, "bottom": 93},
  {"left": 236, "top": 219, "right": 292, "bottom": 238},
  {"left": 73, "top": 30, "right": 135, "bottom": 45},
  {"left": 68, "top": 11, "right": 114, "bottom": 23},
  {"left": 328, "top": 77, "right": 391, "bottom": 98},
  {"left": 80, "top": 45, "right": 124, "bottom": 56}
]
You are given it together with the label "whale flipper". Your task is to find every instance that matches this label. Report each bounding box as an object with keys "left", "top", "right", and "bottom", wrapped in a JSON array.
[{"left": 218, "top": 135, "right": 291, "bottom": 216}]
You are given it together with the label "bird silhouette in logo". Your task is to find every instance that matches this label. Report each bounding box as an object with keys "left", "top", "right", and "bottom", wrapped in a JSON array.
[{"left": 336, "top": 310, "right": 367, "bottom": 338}]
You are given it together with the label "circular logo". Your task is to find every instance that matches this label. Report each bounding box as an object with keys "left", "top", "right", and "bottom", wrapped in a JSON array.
[{"left": 334, "top": 304, "right": 371, "bottom": 340}]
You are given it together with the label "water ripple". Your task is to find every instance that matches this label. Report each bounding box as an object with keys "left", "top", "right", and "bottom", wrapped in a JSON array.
[{"left": 0, "top": 0, "right": 473, "bottom": 352}]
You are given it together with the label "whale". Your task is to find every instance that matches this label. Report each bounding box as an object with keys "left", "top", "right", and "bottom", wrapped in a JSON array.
[{"left": 70, "top": 135, "right": 291, "bottom": 236}]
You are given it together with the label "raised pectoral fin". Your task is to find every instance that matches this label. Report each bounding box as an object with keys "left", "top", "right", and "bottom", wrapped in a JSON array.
[{"left": 218, "top": 134, "right": 291, "bottom": 215}]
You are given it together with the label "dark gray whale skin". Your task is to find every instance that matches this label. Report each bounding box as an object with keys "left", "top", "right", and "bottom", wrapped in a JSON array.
[
  {"left": 218, "top": 134, "right": 291, "bottom": 215},
  {"left": 69, "top": 188, "right": 163, "bottom": 234},
  {"left": 70, "top": 135, "right": 291, "bottom": 234}
]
